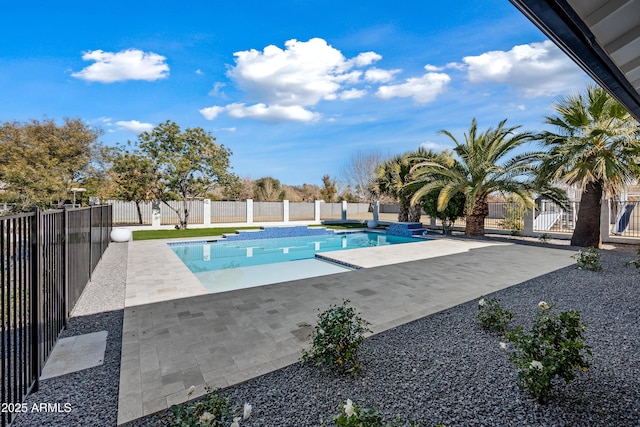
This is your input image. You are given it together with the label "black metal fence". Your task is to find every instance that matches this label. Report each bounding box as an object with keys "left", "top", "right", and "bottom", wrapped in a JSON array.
[{"left": 1, "top": 205, "right": 111, "bottom": 427}]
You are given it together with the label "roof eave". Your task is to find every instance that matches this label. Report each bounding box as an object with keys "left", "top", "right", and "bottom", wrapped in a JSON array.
[{"left": 509, "top": 0, "right": 640, "bottom": 122}]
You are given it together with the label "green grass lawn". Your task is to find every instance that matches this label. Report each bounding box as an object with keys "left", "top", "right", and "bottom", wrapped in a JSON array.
[
  {"left": 132, "top": 226, "right": 260, "bottom": 240},
  {"left": 132, "top": 223, "right": 372, "bottom": 240}
]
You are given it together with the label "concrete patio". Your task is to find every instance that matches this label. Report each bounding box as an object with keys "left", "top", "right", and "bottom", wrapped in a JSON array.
[{"left": 116, "top": 235, "right": 577, "bottom": 424}]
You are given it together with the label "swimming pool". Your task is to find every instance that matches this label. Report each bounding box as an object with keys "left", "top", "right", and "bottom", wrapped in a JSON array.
[
  {"left": 171, "top": 232, "right": 421, "bottom": 270},
  {"left": 170, "top": 232, "right": 424, "bottom": 293}
]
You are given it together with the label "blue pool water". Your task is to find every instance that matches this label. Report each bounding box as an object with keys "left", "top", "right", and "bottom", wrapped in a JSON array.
[{"left": 170, "top": 232, "right": 422, "bottom": 273}]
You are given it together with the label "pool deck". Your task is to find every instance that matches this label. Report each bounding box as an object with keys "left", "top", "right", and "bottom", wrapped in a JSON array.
[{"left": 117, "top": 235, "right": 577, "bottom": 424}]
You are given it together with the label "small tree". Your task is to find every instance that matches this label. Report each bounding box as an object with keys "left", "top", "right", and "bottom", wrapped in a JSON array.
[
  {"left": 110, "top": 148, "right": 156, "bottom": 224},
  {"left": 137, "top": 120, "right": 234, "bottom": 229},
  {"left": 422, "top": 188, "right": 465, "bottom": 234}
]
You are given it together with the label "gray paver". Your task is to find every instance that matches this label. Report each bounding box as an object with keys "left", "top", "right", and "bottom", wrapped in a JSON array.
[
  {"left": 117, "top": 236, "right": 576, "bottom": 425},
  {"left": 40, "top": 331, "right": 108, "bottom": 380}
]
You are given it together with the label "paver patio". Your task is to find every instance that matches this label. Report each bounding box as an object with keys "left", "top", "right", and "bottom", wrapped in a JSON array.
[{"left": 117, "top": 236, "right": 577, "bottom": 424}]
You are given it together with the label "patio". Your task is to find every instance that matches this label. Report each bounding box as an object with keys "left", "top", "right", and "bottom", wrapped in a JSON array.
[
  {"left": 17, "top": 234, "right": 626, "bottom": 426},
  {"left": 116, "top": 236, "right": 577, "bottom": 424}
]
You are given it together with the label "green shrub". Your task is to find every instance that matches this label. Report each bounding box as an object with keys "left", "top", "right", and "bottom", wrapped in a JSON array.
[
  {"left": 538, "top": 233, "right": 552, "bottom": 243},
  {"left": 624, "top": 247, "right": 640, "bottom": 269},
  {"left": 476, "top": 296, "right": 514, "bottom": 333},
  {"left": 302, "top": 300, "right": 371, "bottom": 375},
  {"left": 169, "top": 387, "right": 235, "bottom": 427},
  {"left": 499, "top": 204, "right": 525, "bottom": 231},
  {"left": 327, "top": 399, "right": 429, "bottom": 427},
  {"left": 572, "top": 247, "right": 602, "bottom": 271},
  {"left": 504, "top": 302, "right": 591, "bottom": 403}
]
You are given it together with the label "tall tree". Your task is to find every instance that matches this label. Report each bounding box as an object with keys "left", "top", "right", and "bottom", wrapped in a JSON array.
[
  {"left": 109, "top": 148, "right": 156, "bottom": 224},
  {"left": 408, "top": 119, "right": 541, "bottom": 236},
  {"left": 0, "top": 118, "right": 101, "bottom": 210},
  {"left": 320, "top": 175, "right": 337, "bottom": 202},
  {"left": 212, "top": 173, "right": 246, "bottom": 200},
  {"left": 340, "top": 150, "right": 386, "bottom": 201},
  {"left": 253, "top": 177, "right": 285, "bottom": 201},
  {"left": 373, "top": 148, "right": 443, "bottom": 222},
  {"left": 538, "top": 85, "right": 640, "bottom": 247},
  {"left": 137, "top": 120, "right": 234, "bottom": 229}
]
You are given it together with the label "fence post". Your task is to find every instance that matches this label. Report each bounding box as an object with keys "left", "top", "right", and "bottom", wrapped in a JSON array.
[
  {"left": 523, "top": 207, "right": 535, "bottom": 236},
  {"left": 600, "top": 198, "right": 611, "bottom": 241},
  {"left": 246, "top": 199, "right": 254, "bottom": 224},
  {"left": 63, "top": 208, "right": 70, "bottom": 321},
  {"left": 151, "top": 201, "right": 161, "bottom": 227},
  {"left": 341, "top": 201, "right": 347, "bottom": 221},
  {"left": 283, "top": 200, "right": 289, "bottom": 223},
  {"left": 314, "top": 200, "right": 321, "bottom": 223},
  {"left": 88, "top": 208, "right": 93, "bottom": 281},
  {"left": 203, "top": 199, "right": 211, "bottom": 226},
  {"left": 373, "top": 201, "right": 379, "bottom": 223},
  {"left": 29, "top": 208, "right": 41, "bottom": 393}
]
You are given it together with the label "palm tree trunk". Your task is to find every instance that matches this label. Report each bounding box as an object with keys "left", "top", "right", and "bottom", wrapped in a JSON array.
[
  {"left": 398, "top": 195, "right": 410, "bottom": 222},
  {"left": 408, "top": 203, "right": 422, "bottom": 222},
  {"left": 571, "top": 180, "right": 603, "bottom": 248},
  {"left": 465, "top": 196, "right": 488, "bottom": 236}
]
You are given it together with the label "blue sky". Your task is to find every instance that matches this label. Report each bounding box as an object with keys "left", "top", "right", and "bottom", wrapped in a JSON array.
[{"left": 1, "top": 0, "right": 592, "bottom": 186}]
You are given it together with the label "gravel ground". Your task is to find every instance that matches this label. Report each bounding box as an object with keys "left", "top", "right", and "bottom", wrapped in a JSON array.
[
  {"left": 12, "top": 242, "right": 127, "bottom": 427},
  {"left": 127, "top": 244, "right": 640, "bottom": 427},
  {"left": 9, "top": 241, "right": 640, "bottom": 427}
]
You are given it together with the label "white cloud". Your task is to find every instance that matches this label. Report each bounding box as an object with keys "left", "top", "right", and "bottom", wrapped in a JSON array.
[
  {"left": 212, "top": 38, "right": 383, "bottom": 122},
  {"left": 228, "top": 38, "right": 368, "bottom": 107},
  {"left": 463, "top": 40, "right": 586, "bottom": 97},
  {"left": 445, "top": 62, "right": 465, "bottom": 70},
  {"left": 338, "top": 89, "right": 367, "bottom": 100},
  {"left": 208, "top": 82, "right": 227, "bottom": 97},
  {"left": 420, "top": 141, "right": 451, "bottom": 151},
  {"left": 196, "top": 69, "right": 204, "bottom": 75},
  {"left": 226, "top": 103, "right": 320, "bottom": 122},
  {"left": 424, "top": 64, "right": 442, "bottom": 72},
  {"left": 199, "top": 106, "right": 226, "bottom": 120},
  {"left": 349, "top": 51, "right": 382, "bottom": 67},
  {"left": 364, "top": 67, "right": 401, "bottom": 83},
  {"left": 116, "top": 120, "right": 154, "bottom": 133},
  {"left": 72, "top": 49, "right": 169, "bottom": 83},
  {"left": 376, "top": 72, "right": 450, "bottom": 103}
]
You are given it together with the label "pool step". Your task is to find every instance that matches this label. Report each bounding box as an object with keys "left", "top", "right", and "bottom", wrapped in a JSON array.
[
  {"left": 222, "top": 225, "right": 334, "bottom": 241},
  {"left": 387, "top": 222, "right": 429, "bottom": 238}
]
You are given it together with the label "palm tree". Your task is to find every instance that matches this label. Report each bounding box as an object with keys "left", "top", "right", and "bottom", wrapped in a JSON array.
[
  {"left": 373, "top": 148, "right": 443, "bottom": 222},
  {"left": 408, "top": 118, "right": 540, "bottom": 236},
  {"left": 538, "top": 85, "right": 640, "bottom": 247}
]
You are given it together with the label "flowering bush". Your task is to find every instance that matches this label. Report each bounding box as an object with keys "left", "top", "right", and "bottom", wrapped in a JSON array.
[
  {"left": 476, "top": 296, "right": 514, "bottom": 333},
  {"left": 302, "top": 300, "right": 371, "bottom": 375},
  {"left": 169, "top": 387, "right": 251, "bottom": 427},
  {"left": 572, "top": 247, "right": 602, "bottom": 271},
  {"left": 331, "top": 399, "right": 384, "bottom": 426},
  {"left": 327, "top": 399, "right": 430, "bottom": 427},
  {"left": 504, "top": 302, "right": 591, "bottom": 403}
]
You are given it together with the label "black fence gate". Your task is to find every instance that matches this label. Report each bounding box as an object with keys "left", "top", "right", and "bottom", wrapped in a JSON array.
[{"left": 0, "top": 205, "right": 112, "bottom": 427}]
